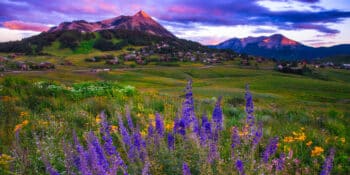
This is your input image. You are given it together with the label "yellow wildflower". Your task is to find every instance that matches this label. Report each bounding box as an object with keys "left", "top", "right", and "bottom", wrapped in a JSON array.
[
  {"left": 95, "top": 115, "right": 101, "bottom": 123},
  {"left": 165, "top": 122, "right": 174, "bottom": 131},
  {"left": 110, "top": 125, "right": 118, "bottom": 133},
  {"left": 20, "top": 111, "right": 29, "bottom": 117},
  {"left": 311, "top": 146, "right": 324, "bottom": 157},
  {"left": 283, "top": 136, "right": 295, "bottom": 143},
  {"left": 13, "top": 120, "right": 29, "bottom": 132},
  {"left": 0, "top": 154, "right": 14, "bottom": 165},
  {"left": 340, "top": 137, "right": 345, "bottom": 144},
  {"left": 140, "top": 130, "right": 147, "bottom": 137},
  {"left": 292, "top": 132, "right": 306, "bottom": 141},
  {"left": 137, "top": 113, "right": 142, "bottom": 117},
  {"left": 148, "top": 114, "right": 155, "bottom": 120},
  {"left": 283, "top": 145, "right": 291, "bottom": 152},
  {"left": 306, "top": 141, "right": 312, "bottom": 147},
  {"left": 239, "top": 130, "right": 248, "bottom": 137}
]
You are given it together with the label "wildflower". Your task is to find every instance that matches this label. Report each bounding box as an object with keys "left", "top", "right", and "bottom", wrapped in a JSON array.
[
  {"left": 320, "top": 148, "right": 335, "bottom": 175},
  {"left": 263, "top": 137, "right": 279, "bottom": 163},
  {"left": 0, "top": 154, "right": 14, "bottom": 165},
  {"left": 306, "top": 141, "right": 312, "bottom": 147},
  {"left": 311, "top": 146, "right": 324, "bottom": 157},
  {"left": 252, "top": 122, "right": 263, "bottom": 149},
  {"left": 13, "top": 120, "right": 29, "bottom": 133},
  {"left": 208, "top": 142, "right": 219, "bottom": 163},
  {"left": 212, "top": 97, "right": 223, "bottom": 131},
  {"left": 235, "top": 159, "right": 245, "bottom": 175},
  {"left": 183, "top": 162, "right": 192, "bottom": 175},
  {"left": 245, "top": 84, "right": 255, "bottom": 127},
  {"left": 95, "top": 115, "right": 101, "bottom": 123},
  {"left": 118, "top": 115, "right": 131, "bottom": 147},
  {"left": 181, "top": 79, "right": 195, "bottom": 128},
  {"left": 148, "top": 114, "right": 155, "bottom": 120},
  {"left": 73, "top": 131, "right": 92, "bottom": 175},
  {"left": 110, "top": 125, "right": 118, "bottom": 133},
  {"left": 165, "top": 121, "right": 174, "bottom": 131},
  {"left": 340, "top": 137, "right": 345, "bottom": 144},
  {"left": 126, "top": 106, "right": 134, "bottom": 131},
  {"left": 293, "top": 132, "right": 306, "bottom": 141},
  {"left": 276, "top": 153, "right": 286, "bottom": 171},
  {"left": 231, "top": 127, "right": 240, "bottom": 158},
  {"left": 142, "top": 159, "right": 151, "bottom": 175},
  {"left": 155, "top": 113, "right": 165, "bottom": 137},
  {"left": 283, "top": 136, "right": 294, "bottom": 143},
  {"left": 20, "top": 111, "right": 29, "bottom": 117},
  {"left": 167, "top": 133, "right": 175, "bottom": 150}
]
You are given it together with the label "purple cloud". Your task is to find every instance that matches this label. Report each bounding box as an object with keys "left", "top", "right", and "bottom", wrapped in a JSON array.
[
  {"left": 252, "top": 28, "right": 278, "bottom": 34},
  {"left": 0, "top": 0, "right": 349, "bottom": 35}
]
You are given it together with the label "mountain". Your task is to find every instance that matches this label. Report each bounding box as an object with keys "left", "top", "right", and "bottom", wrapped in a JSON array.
[
  {"left": 213, "top": 34, "right": 350, "bottom": 60},
  {"left": 48, "top": 10, "right": 175, "bottom": 38}
]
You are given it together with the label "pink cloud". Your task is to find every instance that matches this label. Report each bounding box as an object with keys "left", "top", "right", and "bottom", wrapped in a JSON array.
[
  {"left": 168, "top": 5, "right": 203, "bottom": 14},
  {"left": 2, "top": 20, "right": 49, "bottom": 32}
]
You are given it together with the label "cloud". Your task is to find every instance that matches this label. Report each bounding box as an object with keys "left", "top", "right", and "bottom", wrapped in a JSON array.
[
  {"left": 252, "top": 28, "right": 278, "bottom": 34},
  {"left": 2, "top": 20, "right": 49, "bottom": 32}
]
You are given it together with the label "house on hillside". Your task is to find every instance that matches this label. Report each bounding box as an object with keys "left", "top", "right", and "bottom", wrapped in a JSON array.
[
  {"left": 16, "top": 61, "right": 29, "bottom": 71},
  {"left": 106, "top": 57, "right": 119, "bottom": 65}
]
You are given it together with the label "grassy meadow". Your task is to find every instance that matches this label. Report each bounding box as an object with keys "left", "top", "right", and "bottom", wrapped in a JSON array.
[{"left": 0, "top": 60, "right": 349, "bottom": 174}]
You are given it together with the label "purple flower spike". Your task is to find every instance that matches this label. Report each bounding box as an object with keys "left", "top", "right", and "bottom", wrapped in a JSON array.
[
  {"left": 125, "top": 106, "right": 134, "bottom": 131},
  {"left": 235, "top": 159, "right": 245, "bottom": 175},
  {"left": 231, "top": 127, "right": 240, "bottom": 158},
  {"left": 182, "top": 162, "right": 192, "bottom": 175},
  {"left": 167, "top": 133, "right": 175, "bottom": 150},
  {"left": 252, "top": 122, "right": 263, "bottom": 149},
  {"left": 320, "top": 148, "right": 336, "bottom": 175},
  {"left": 212, "top": 97, "right": 223, "bottom": 131},
  {"left": 263, "top": 137, "right": 279, "bottom": 163},
  {"left": 245, "top": 84, "right": 255, "bottom": 127},
  {"left": 276, "top": 153, "right": 286, "bottom": 171},
  {"left": 118, "top": 115, "right": 131, "bottom": 147},
  {"left": 155, "top": 113, "right": 165, "bottom": 137}
]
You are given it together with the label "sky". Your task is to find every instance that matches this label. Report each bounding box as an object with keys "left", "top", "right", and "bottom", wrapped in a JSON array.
[{"left": 0, "top": 0, "right": 350, "bottom": 47}]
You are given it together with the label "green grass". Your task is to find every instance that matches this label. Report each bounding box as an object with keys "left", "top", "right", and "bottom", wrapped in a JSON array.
[{"left": 1, "top": 62, "right": 349, "bottom": 174}]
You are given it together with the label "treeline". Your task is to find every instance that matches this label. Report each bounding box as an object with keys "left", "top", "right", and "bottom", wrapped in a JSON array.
[{"left": 0, "top": 29, "right": 226, "bottom": 55}]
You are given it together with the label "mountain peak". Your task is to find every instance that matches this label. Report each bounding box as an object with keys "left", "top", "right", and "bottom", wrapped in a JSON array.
[{"left": 134, "top": 10, "right": 151, "bottom": 18}]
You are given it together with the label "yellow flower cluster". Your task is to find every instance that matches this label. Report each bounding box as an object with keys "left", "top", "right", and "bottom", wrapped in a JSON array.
[
  {"left": 0, "top": 154, "right": 14, "bottom": 165},
  {"left": 110, "top": 125, "right": 118, "bottom": 133},
  {"left": 13, "top": 120, "right": 29, "bottom": 133},
  {"left": 95, "top": 115, "right": 101, "bottom": 123},
  {"left": 283, "top": 130, "right": 306, "bottom": 143},
  {"left": 19, "top": 111, "right": 29, "bottom": 118},
  {"left": 311, "top": 146, "right": 324, "bottom": 157},
  {"left": 165, "top": 121, "right": 174, "bottom": 131},
  {"left": 306, "top": 141, "right": 312, "bottom": 147}
]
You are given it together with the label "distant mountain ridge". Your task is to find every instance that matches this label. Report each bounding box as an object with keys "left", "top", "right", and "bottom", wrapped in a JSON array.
[
  {"left": 213, "top": 34, "right": 350, "bottom": 60},
  {"left": 48, "top": 10, "right": 175, "bottom": 38}
]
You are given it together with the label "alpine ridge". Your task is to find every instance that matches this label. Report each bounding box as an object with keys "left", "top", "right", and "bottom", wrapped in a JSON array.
[
  {"left": 213, "top": 34, "right": 350, "bottom": 60},
  {"left": 48, "top": 10, "right": 175, "bottom": 38}
]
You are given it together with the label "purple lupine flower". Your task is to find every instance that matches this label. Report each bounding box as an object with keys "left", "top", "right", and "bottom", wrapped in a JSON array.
[
  {"left": 235, "top": 159, "right": 245, "bottom": 175},
  {"left": 320, "top": 148, "right": 335, "bottom": 175},
  {"left": 142, "top": 160, "right": 151, "bottom": 175},
  {"left": 182, "top": 162, "right": 192, "bottom": 175},
  {"left": 167, "top": 133, "right": 175, "bottom": 150},
  {"left": 35, "top": 136, "right": 60, "bottom": 175},
  {"left": 178, "top": 119, "right": 186, "bottom": 136},
  {"left": 199, "top": 115, "right": 209, "bottom": 145},
  {"left": 155, "top": 113, "right": 165, "bottom": 137},
  {"left": 245, "top": 85, "right": 255, "bottom": 127},
  {"left": 73, "top": 132, "right": 92, "bottom": 175},
  {"left": 125, "top": 106, "right": 134, "bottom": 131},
  {"left": 192, "top": 115, "right": 200, "bottom": 136},
  {"left": 147, "top": 123, "right": 154, "bottom": 138},
  {"left": 231, "top": 127, "right": 240, "bottom": 158},
  {"left": 182, "top": 79, "right": 195, "bottom": 128},
  {"left": 207, "top": 142, "right": 219, "bottom": 163},
  {"left": 118, "top": 115, "right": 131, "bottom": 147},
  {"left": 99, "top": 111, "right": 116, "bottom": 156},
  {"left": 252, "top": 122, "right": 263, "bottom": 149},
  {"left": 87, "top": 132, "right": 109, "bottom": 174},
  {"left": 276, "top": 153, "right": 286, "bottom": 171},
  {"left": 212, "top": 97, "right": 223, "bottom": 131},
  {"left": 262, "top": 137, "right": 279, "bottom": 163},
  {"left": 62, "top": 141, "right": 78, "bottom": 175}
]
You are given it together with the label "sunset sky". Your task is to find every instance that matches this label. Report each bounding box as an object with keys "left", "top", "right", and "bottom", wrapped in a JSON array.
[{"left": 1, "top": 0, "right": 350, "bottom": 47}]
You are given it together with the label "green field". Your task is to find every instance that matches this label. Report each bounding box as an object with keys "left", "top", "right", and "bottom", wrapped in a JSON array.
[{"left": 1, "top": 62, "right": 349, "bottom": 174}]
